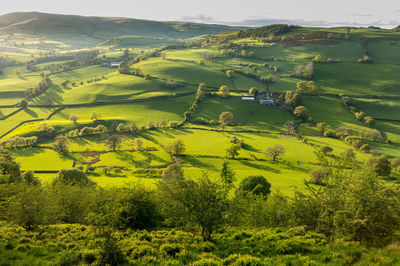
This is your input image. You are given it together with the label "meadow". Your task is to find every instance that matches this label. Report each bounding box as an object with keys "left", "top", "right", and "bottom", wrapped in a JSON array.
[{"left": 1, "top": 23, "right": 400, "bottom": 195}]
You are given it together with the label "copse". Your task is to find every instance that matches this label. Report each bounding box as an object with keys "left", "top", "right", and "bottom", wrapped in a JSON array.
[{"left": 53, "top": 168, "right": 96, "bottom": 186}]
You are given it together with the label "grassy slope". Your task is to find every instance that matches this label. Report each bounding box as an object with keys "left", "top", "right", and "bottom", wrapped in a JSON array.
[{"left": 192, "top": 96, "right": 295, "bottom": 131}]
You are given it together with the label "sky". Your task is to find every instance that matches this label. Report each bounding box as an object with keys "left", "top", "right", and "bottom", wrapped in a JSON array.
[{"left": 1, "top": 0, "right": 400, "bottom": 28}]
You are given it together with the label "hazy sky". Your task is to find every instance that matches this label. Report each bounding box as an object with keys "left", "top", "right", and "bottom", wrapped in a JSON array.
[{"left": 1, "top": 0, "right": 400, "bottom": 28}]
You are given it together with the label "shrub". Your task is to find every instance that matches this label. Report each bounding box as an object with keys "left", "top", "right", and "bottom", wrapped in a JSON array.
[
  {"left": 223, "top": 254, "right": 263, "bottom": 266},
  {"left": 323, "top": 130, "right": 335, "bottom": 138},
  {"left": 57, "top": 252, "right": 80, "bottom": 266},
  {"left": 309, "top": 168, "right": 325, "bottom": 185},
  {"left": 237, "top": 176, "right": 271, "bottom": 196},
  {"left": 160, "top": 243, "right": 183, "bottom": 257}
]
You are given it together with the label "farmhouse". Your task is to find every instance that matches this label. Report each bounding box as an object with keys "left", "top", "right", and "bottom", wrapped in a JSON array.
[
  {"left": 101, "top": 62, "right": 121, "bottom": 68},
  {"left": 241, "top": 96, "right": 255, "bottom": 101}
]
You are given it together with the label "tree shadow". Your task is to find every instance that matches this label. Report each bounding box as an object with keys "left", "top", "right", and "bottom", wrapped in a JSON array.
[
  {"left": 182, "top": 155, "right": 218, "bottom": 171},
  {"left": 239, "top": 160, "right": 281, "bottom": 173}
]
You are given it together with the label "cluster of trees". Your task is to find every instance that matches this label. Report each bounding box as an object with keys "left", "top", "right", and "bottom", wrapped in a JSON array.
[
  {"left": 0, "top": 136, "right": 38, "bottom": 149},
  {"left": 66, "top": 125, "right": 107, "bottom": 138},
  {"left": 238, "top": 24, "right": 299, "bottom": 38},
  {"left": 340, "top": 96, "right": 376, "bottom": 128},
  {"left": 313, "top": 54, "right": 339, "bottom": 63},
  {"left": 24, "top": 74, "right": 52, "bottom": 97},
  {"left": 294, "top": 62, "right": 314, "bottom": 79},
  {"left": 296, "top": 81, "right": 318, "bottom": 94},
  {"left": 279, "top": 91, "right": 302, "bottom": 108},
  {"left": 1, "top": 149, "right": 399, "bottom": 246}
]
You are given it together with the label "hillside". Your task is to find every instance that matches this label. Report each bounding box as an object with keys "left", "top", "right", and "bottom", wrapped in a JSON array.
[{"left": 0, "top": 12, "right": 245, "bottom": 46}]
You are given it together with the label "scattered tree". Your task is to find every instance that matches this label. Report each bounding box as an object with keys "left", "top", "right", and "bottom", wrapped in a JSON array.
[{"left": 264, "top": 144, "right": 286, "bottom": 163}]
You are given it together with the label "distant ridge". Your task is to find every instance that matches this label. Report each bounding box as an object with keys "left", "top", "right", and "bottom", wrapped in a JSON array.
[{"left": 0, "top": 12, "right": 245, "bottom": 45}]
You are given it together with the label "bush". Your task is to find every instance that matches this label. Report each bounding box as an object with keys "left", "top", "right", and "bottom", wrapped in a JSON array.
[
  {"left": 223, "top": 254, "right": 263, "bottom": 266},
  {"left": 323, "top": 130, "right": 335, "bottom": 138},
  {"left": 58, "top": 252, "right": 80, "bottom": 266},
  {"left": 160, "top": 243, "right": 183, "bottom": 257},
  {"left": 237, "top": 176, "right": 271, "bottom": 196},
  {"left": 309, "top": 168, "right": 325, "bottom": 185}
]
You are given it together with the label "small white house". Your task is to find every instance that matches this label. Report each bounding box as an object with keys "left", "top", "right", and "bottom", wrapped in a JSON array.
[
  {"left": 110, "top": 62, "right": 121, "bottom": 68},
  {"left": 242, "top": 96, "right": 255, "bottom": 101}
]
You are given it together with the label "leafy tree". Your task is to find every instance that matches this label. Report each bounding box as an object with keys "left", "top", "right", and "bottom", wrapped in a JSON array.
[
  {"left": 53, "top": 168, "right": 95, "bottom": 186},
  {"left": 226, "top": 144, "right": 240, "bottom": 159},
  {"left": 106, "top": 135, "right": 122, "bottom": 152},
  {"left": 37, "top": 123, "right": 55, "bottom": 137},
  {"left": 316, "top": 122, "right": 327, "bottom": 133},
  {"left": 249, "top": 87, "right": 258, "bottom": 96},
  {"left": 237, "top": 176, "right": 271, "bottom": 196},
  {"left": 369, "top": 155, "right": 391, "bottom": 177},
  {"left": 90, "top": 111, "right": 102, "bottom": 122},
  {"left": 53, "top": 135, "right": 70, "bottom": 154},
  {"left": 167, "top": 139, "right": 185, "bottom": 156},
  {"left": 196, "top": 83, "right": 207, "bottom": 99},
  {"left": 111, "top": 184, "right": 161, "bottom": 230},
  {"left": 309, "top": 168, "right": 325, "bottom": 185},
  {"left": 219, "top": 111, "right": 234, "bottom": 128},
  {"left": 226, "top": 69, "right": 234, "bottom": 79},
  {"left": 218, "top": 85, "right": 230, "bottom": 98},
  {"left": 158, "top": 174, "right": 228, "bottom": 241},
  {"left": 6, "top": 184, "right": 45, "bottom": 230},
  {"left": 133, "top": 139, "right": 143, "bottom": 151},
  {"left": 0, "top": 149, "right": 22, "bottom": 184},
  {"left": 22, "top": 171, "right": 41, "bottom": 186},
  {"left": 220, "top": 161, "right": 235, "bottom": 191},
  {"left": 264, "top": 144, "right": 286, "bottom": 163},
  {"left": 319, "top": 145, "right": 333, "bottom": 154},
  {"left": 15, "top": 68, "right": 21, "bottom": 77},
  {"left": 70, "top": 115, "right": 79, "bottom": 125},
  {"left": 163, "top": 162, "right": 184, "bottom": 180},
  {"left": 284, "top": 121, "right": 296, "bottom": 134},
  {"left": 293, "top": 106, "right": 309, "bottom": 121}
]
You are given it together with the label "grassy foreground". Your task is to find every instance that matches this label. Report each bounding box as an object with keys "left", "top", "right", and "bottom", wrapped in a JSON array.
[{"left": 1, "top": 222, "right": 400, "bottom": 265}]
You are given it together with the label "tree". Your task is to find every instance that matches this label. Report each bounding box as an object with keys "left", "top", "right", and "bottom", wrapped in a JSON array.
[
  {"left": 22, "top": 171, "right": 41, "bottom": 186},
  {"left": 6, "top": 184, "right": 45, "bottom": 230},
  {"left": 316, "top": 122, "right": 327, "bottom": 133},
  {"left": 15, "top": 68, "right": 21, "bottom": 77},
  {"left": 158, "top": 174, "right": 228, "bottom": 241},
  {"left": 249, "top": 87, "right": 258, "bottom": 96},
  {"left": 0, "top": 149, "right": 22, "bottom": 184},
  {"left": 237, "top": 176, "right": 271, "bottom": 196},
  {"left": 111, "top": 184, "right": 161, "bottom": 230},
  {"left": 220, "top": 161, "right": 235, "bottom": 191},
  {"left": 37, "top": 123, "right": 55, "bottom": 137},
  {"left": 319, "top": 145, "right": 333, "bottom": 154},
  {"left": 226, "top": 144, "right": 240, "bottom": 159},
  {"left": 264, "top": 144, "right": 286, "bottom": 163},
  {"left": 106, "top": 135, "right": 121, "bottom": 152},
  {"left": 163, "top": 162, "right": 184, "bottom": 180},
  {"left": 226, "top": 69, "right": 233, "bottom": 79},
  {"left": 219, "top": 111, "right": 234, "bottom": 128},
  {"left": 90, "top": 112, "right": 102, "bottom": 122},
  {"left": 133, "top": 139, "right": 143, "bottom": 151},
  {"left": 167, "top": 139, "right": 185, "bottom": 156},
  {"left": 293, "top": 106, "right": 309, "bottom": 121},
  {"left": 309, "top": 168, "right": 325, "bottom": 185},
  {"left": 240, "top": 50, "right": 247, "bottom": 57},
  {"left": 284, "top": 121, "right": 296, "bottom": 134},
  {"left": 53, "top": 168, "right": 95, "bottom": 186},
  {"left": 70, "top": 115, "right": 79, "bottom": 125},
  {"left": 196, "top": 83, "right": 207, "bottom": 99},
  {"left": 218, "top": 85, "right": 230, "bottom": 98},
  {"left": 369, "top": 155, "right": 391, "bottom": 177},
  {"left": 53, "top": 135, "right": 70, "bottom": 154}
]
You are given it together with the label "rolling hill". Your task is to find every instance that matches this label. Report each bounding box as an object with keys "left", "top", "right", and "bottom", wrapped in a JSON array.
[{"left": 0, "top": 12, "right": 245, "bottom": 46}]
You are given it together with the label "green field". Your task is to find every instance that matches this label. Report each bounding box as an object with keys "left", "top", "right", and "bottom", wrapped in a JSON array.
[{"left": 1, "top": 21, "right": 400, "bottom": 197}]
